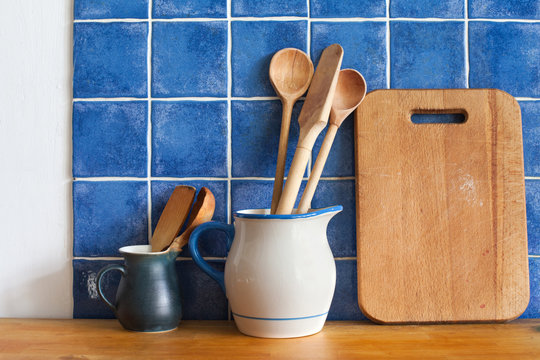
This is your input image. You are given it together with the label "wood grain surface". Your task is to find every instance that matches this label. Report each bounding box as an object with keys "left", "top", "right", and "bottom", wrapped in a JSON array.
[
  {"left": 0, "top": 319, "right": 539, "bottom": 359},
  {"left": 355, "top": 89, "right": 529, "bottom": 324}
]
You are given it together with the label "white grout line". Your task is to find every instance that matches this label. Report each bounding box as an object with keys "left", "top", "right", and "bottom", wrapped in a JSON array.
[
  {"left": 227, "top": 0, "right": 233, "bottom": 225},
  {"left": 464, "top": 0, "right": 470, "bottom": 88},
  {"left": 529, "top": 255, "right": 540, "bottom": 259},
  {"left": 74, "top": 17, "right": 540, "bottom": 24},
  {"left": 73, "top": 96, "right": 540, "bottom": 102},
  {"left": 147, "top": 1, "right": 154, "bottom": 241},
  {"left": 73, "top": 176, "right": 357, "bottom": 182},
  {"left": 74, "top": 177, "right": 148, "bottom": 181},
  {"left": 385, "top": 0, "right": 391, "bottom": 89},
  {"left": 525, "top": 177, "right": 540, "bottom": 180}
]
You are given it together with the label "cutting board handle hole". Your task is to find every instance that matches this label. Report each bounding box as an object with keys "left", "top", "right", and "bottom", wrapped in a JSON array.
[{"left": 411, "top": 111, "right": 467, "bottom": 124}]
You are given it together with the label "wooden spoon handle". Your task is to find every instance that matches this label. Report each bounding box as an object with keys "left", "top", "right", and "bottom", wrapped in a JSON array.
[
  {"left": 270, "top": 100, "right": 294, "bottom": 214},
  {"left": 275, "top": 146, "right": 310, "bottom": 214},
  {"left": 297, "top": 124, "right": 338, "bottom": 213}
]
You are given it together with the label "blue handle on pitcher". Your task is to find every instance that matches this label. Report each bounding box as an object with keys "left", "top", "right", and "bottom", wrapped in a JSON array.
[{"left": 189, "top": 221, "right": 234, "bottom": 293}]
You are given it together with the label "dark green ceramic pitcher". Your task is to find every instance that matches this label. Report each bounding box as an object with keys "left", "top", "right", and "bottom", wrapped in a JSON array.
[{"left": 97, "top": 245, "right": 181, "bottom": 332}]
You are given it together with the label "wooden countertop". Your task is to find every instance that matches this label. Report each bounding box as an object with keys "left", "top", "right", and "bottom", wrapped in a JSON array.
[{"left": 1, "top": 319, "right": 539, "bottom": 359}]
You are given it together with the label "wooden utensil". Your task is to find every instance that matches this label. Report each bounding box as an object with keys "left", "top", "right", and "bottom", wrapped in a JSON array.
[
  {"left": 275, "top": 44, "right": 344, "bottom": 215},
  {"left": 355, "top": 89, "right": 529, "bottom": 323},
  {"left": 151, "top": 185, "right": 196, "bottom": 252},
  {"left": 168, "top": 187, "right": 215, "bottom": 253},
  {"left": 297, "top": 69, "right": 366, "bottom": 214},
  {"left": 269, "top": 48, "right": 314, "bottom": 214}
]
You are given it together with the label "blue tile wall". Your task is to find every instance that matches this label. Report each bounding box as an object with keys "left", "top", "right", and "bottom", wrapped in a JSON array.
[
  {"left": 152, "top": 22, "right": 228, "bottom": 97},
  {"left": 527, "top": 180, "right": 540, "bottom": 255},
  {"left": 390, "top": 0, "right": 464, "bottom": 18},
  {"left": 469, "top": 0, "right": 540, "bottom": 20},
  {"left": 73, "top": 101, "right": 148, "bottom": 177},
  {"left": 310, "top": 0, "right": 385, "bottom": 18},
  {"left": 311, "top": 22, "right": 387, "bottom": 91},
  {"left": 232, "top": 0, "right": 307, "bottom": 17},
  {"left": 153, "top": 0, "right": 227, "bottom": 18},
  {"left": 73, "top": 181, "right": 148, "bottom": 257},
  {"left": 74, "top": 0, "right": 149, "bottom": 19},
  {"left": 73, "top": 22, "right": 148, "bottom": 98},
  {"left": 522, "top": 101, "right": 540, "bottom": 177},
  {"left": 73, "top": 1, "right": 540, "bottom": 320},
  {"left": 390, "top": 21, "right": 466, "bottom": 88},
  {"left": 469, "top": 22, "right": 540, "bottom": 97},
  {"left": 151, "top": 101, "right": 228, "bottom": 177},
  {"left": 231, "top": 100, "right": 302, "bottom": 177}
]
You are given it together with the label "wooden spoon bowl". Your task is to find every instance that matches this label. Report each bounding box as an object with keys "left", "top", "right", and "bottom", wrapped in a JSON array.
[{"left": 269, "top": 48, "right": 314, "bottom": 100}]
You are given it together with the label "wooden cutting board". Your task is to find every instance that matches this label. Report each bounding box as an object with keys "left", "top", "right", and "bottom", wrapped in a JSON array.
[{"left": 354, "top": 89, "right": 529, "bottom": 323}]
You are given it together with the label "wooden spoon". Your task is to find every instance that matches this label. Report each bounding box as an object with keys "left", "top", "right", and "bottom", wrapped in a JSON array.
[
  {"left": 297, "top": 69, "right": 367, "bottom": 214},
  {"left": 151, "top": 185, "right": 196, "bottom": 252},
  {"left": 168, "top": 187, "right": 215, "bottom": 253},
  {"left": 269, "top": 48, "right": 314, "bottom": 214},
  {"left": 275, "top": 44, "right": 344, "bottom": 215}
]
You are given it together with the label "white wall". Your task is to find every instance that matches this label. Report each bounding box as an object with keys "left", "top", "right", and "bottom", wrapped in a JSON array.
[{"left": 0, "top": 0, "right": 73, "bottom": 318}]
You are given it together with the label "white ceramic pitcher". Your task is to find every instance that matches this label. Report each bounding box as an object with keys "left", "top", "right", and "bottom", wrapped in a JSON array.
[{"left": 189, "top": 205, "right": 342, "bottom": 338}]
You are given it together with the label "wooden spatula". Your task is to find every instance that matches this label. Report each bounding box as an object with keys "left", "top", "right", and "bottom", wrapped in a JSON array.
[
  {"left": 275, "top": 44, "right": 343, "bottom": 214},
  {"left": 151, "top": 185, "right": 196, "bottom": 252},
  {"left": 168, "top": 187, "right": 215, "bottom": 253}
]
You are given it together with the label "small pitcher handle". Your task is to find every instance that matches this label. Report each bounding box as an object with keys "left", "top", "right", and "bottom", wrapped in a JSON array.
[
  {"left": 189, "top": 221, "right": 234, "bottom": 293},
  {"left": 96, "top": 264, "right": 126, "bottom": 311}
]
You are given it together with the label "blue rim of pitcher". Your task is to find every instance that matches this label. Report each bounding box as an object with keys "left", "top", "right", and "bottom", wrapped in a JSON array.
[{"left": 234, "top": 205, "right": 343, "bottom": 219}]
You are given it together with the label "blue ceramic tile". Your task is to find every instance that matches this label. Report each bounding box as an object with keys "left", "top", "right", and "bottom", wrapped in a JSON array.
[
  {"left": 311, "top": 22, "right": 387, "bottom": 91},
  {"left": 231, "top": 180, "right": 308, "bottom": 212},
  {"left": 152, "top": 22, "right": 227, "bottom": 97},
  {"left": 73, "top": 181, "right": 148, "bottom": 257},
  {"left": 73, "top": 259, "right": 228, "bottom": 320},
  {"left": 310, "top": 0, "right": 385, "bottom": 18},
  {"left": 231, "top": 21, "right": 307, "bottom": 97},
  {"left": 74, "top": 0, "right": 148, "bottom": 19},
  {"left": 469, "top": 0, "right": 540, "bottom": 20},
  {"left": 522, "top": 102, "right": 540, "bottom": 177},
  {"left": 232, "top": 0, "right": 307, "bottom": 17},
  {"left": 521, "top": 257, "right": 540, "bottom": 318},
  {"left": 390, "top": 21, "right": 466, "bottom": 89},
  {"left": 526, "top": 180, "right": 540, "bottom": 255},
  {"left": 153, "top": 0, "right": 227, "bottom": 18},
  {"left": 328, "top": 260, "right": 366, "bottom": 320},
  {"left": 73, "top": 102, "right": 147, "bottom": 177},
  {"left": 73, "top": 260, "right": 122, "bottom": 318},
  {"left": 179, "top": 261, "right": 228, "bottom": 320},
  {"left": 311, "top": 180, "right": 356, "bottom": 257},
  {"left": 73, "top": 23, "right": 148, "bottom": 98},
  {"left": 312, "top": 113, "right": 354, "bottom": 177},
  {"left": 151, "top": 180, "right": 228, "bottom": 257},
  {"left": 469, "top": 22, "right": 540, "bottom": 98},
  {"left": 151, "top": 101, "right": 228, "bottom": 177},
  {"left": 231, "top": 100, "right": 303, "bottom": 177},
  {"left": 390, "top": 0, "right": 463, "bottom": 18}
]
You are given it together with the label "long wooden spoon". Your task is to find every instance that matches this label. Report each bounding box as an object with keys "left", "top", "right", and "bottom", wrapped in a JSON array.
[
  {"left": 297, "top": 69, "right": 366, "bottom": 214},
  {"left": 151, "top": 185, "right": 196, "bottom": 252},
  {"left": 168, "top": 187, "right": 215, "bottom": 253},
  {"left": 269, "top": 48, "right": 314, "bottom": 214},
  {"left": 275, "top": 44, "right": 344, "bottom": 215}
]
